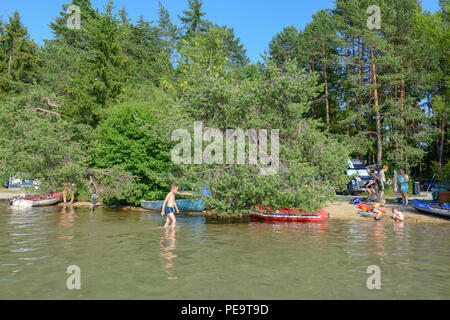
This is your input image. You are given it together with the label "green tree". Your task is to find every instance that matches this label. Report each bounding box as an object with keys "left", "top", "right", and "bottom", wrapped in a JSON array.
[
  {"left": 158, "top": 1, "right": 180, "bottom": 62},
  {"left": 0, "top": 11, "right": 38, "bottom": 93},
  {"left": 0, "top": 88, "right": 92, "bottom": 191},
  {"left": 179, "top": 0, "right": 207, "bottom": 34},
  {"left": 91, "top": 85, "right": 180, "bottom": 204},
  {"left": 63, "top": 1, "right": 127, "bottom": 125}
]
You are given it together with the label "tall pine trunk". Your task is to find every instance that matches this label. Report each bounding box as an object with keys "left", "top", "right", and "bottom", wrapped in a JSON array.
[
  {"left": 345, "top": 44, "right": 349, "bottom": 136},
  {"left": 371, "top": 47, "right": 382, "bottom": 167},
  {"left": 322, "top": 45, "right": 330, "bottom": 131}
]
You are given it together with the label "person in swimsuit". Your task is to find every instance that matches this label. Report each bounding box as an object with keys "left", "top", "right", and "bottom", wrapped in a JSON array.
[
  {"left": 373, "top": 200, "right": 387, "bottom": 221},
  {"left": 392, "top": 208, "right": 405, "bottom": 222},
  {"left": 364, "top": 170, "right": 379, "bottom": 201},
  {"left": 88, "top": 174, "right": 97, "bottom": 211},
  {"left": 398, "top": 168, "right": 409, "bottom": 207},
  {"left": 161, "top": 184, "right": 180, "bottom": 228},
  {"left": 377, "top": 165, "right": 388, "bottom": 203}
]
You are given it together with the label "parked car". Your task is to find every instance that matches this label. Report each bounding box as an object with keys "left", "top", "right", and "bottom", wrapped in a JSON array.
[
  {"left": 421, "top": 179, "right": 440, "bottom": 191},
  {"left": 6, "top": 175, "right": 40, "bottom": 190},
  {"left": 345, "top": 159, "right": 372, "bottom": 195}
]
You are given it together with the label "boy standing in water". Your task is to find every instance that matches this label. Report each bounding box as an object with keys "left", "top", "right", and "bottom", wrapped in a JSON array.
[{"left": 161, "top": 184, "right": 180, "bottom": 228}]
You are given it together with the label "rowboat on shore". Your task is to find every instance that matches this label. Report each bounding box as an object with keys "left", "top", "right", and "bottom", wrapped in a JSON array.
[
  {"left": 141, "top": 198, "right": 205, "bottom": 212},
  {"left": 249, "top": 206, "right": 329, "bottom": 222},
  {"left": 9, "top": 193, "right": 63, "bottom": 208},
  {"left": 412, "top": 199, "right": 450, "bottom": 219}
]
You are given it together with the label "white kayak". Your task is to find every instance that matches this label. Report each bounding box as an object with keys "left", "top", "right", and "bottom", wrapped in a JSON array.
[{"left": 9, "top": 193, "right": 63, "bottom": 208}]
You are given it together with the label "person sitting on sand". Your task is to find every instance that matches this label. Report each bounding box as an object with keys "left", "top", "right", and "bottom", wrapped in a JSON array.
[
  {"left": 392, "top": 208, "right": 405, "bottom": 222},
  {"left": 373, "top": 200, "right": 386, "bottom": 221},
  {"left": 161, "top": 184, "right": 180, "bottom": 229}
]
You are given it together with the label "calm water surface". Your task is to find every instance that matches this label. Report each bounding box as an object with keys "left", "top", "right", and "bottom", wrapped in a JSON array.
[{"left": 0, "top": 202, "right": 449, "bottom": 299}]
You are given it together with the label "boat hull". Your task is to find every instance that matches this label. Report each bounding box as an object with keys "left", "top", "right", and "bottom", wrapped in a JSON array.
[
  {"left": 412, "top": 199, "right": 450, "bottom": 219},
  {"left": 10, "top": 193, "right": 63, "bottom": 208},
  {"left": 250, "top": 206, "right": 329, "bottom": 222},
  {"left": 141, "top": 199, "right": 205, "bottom": 212}
]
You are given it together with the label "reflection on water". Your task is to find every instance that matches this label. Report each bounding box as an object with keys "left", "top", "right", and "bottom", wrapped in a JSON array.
[
  {"left": 160, "top": 227, "right": 178, "bottom": 280},
  {"left": 0, "top": 202, "right": 449, "bottom": 299},
  {"left": 58, "top": 205, "right": 75, "bottom": 250}
]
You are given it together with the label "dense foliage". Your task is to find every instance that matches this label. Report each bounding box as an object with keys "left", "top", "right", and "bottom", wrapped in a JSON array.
[{"left": 0, "top": 0, "right": 448, "bottom": 212}]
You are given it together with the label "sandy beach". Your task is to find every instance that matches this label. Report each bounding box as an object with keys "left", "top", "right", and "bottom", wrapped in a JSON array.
[
  {"left": 1, "top": 191, "right": 448, "bottom": 224},
  {"left": 324, "top": 201, "right": 450, "bottom": 225},
  {"left": 56, "top": 198, "right": 450, "bottom": 224}
]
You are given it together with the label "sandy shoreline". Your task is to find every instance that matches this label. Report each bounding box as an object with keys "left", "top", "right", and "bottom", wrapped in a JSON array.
[
  {"left": 59, "top": 199, "right": 450, "bottom": 224},
  {"left": 323, "top": 201, "right": 449, "bottom": 225},
  {"left": 1, "top": 191, "right": 449, "bottom": 224}
]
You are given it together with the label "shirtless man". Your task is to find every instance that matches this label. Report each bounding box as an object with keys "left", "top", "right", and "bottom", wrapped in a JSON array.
[
  {"left": 378, "top": 165, "right": 389, "bottom": 203},
  {"left": 161, "top": 184, "right": 180, "bottom": 228}
]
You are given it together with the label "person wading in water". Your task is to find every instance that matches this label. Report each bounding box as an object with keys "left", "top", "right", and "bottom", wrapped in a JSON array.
[{"left": 88, "top": 174, "right": 98, "bottom": 211}]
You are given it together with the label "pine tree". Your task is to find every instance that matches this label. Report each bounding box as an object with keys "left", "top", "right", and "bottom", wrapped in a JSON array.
[
  {"left": 63, "top": 1, "right": 127, "bottom": 125},
  {"left": 268, "top": 26, "right": 302, "bottom": 67},
  {"left": 158, "top": 1, "right": 180, "bottom": 61},
  {"left": 303, "top": 9, "right": 337, "bottom": 131},
  {"left": 179, "top": 0, "right": 207, "bottom": 34},
  {"left": 49, "top": 0, "right": 97, "bottom": 48},
  {"left": 0, "top": 11, "right": 38, "bottom": 93}
]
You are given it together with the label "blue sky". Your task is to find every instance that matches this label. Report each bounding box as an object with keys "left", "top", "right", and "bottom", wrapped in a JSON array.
[{"left": 0, "top": 0, "right": 441, "bottom": 63}]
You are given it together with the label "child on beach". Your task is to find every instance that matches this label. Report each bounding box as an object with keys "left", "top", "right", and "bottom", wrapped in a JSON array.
[
  {"left": 373, "top": 200, "right": 386, "bottom": 221},
  {"left": 392, "top": 208, "right": 405, "bottom": 222},
  {"left": 161, "top": 184, "right": 180, "bottom": 228}
]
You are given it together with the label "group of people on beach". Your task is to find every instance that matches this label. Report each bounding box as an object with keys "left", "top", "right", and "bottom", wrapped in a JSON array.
[
  {"left": 364, "top": 165, "right": 410, "bottom": 207},
  {"left": 363, "top": 164, "right": 408, "bottom": 223},
  {"left": 370, "top": 200, "right": 405, "bottom": 223},
  {"left": 62, "top": 174, "right": 98, "bottom": 210}
]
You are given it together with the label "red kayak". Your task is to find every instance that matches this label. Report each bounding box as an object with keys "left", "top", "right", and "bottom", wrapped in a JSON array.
[{"left": 250, "top": 206, "right": 329, "bottom": 222}]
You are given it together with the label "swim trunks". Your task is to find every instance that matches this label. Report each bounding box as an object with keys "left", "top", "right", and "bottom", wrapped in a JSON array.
[
  {"left": 378, "top": 181, "right": 386, "bottom": 191},
  {"left": 165, "top": 206, "right": 175, "bottom": 214}
]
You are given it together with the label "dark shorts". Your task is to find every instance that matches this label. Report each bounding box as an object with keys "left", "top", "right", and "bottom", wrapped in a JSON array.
[
  {"left": 378, "top": 182, "right": 386, "bottom": 191},
  {"left": 365, "top": 181, "right": 376, "bottom": 189},
  {"left": 165, "top": 206, "right": 175, "bottom": 214}
]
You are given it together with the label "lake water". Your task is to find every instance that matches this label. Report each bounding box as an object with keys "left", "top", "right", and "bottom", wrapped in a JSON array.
[{"left": 0, "top": 202, "right": 449, "bottom": 299}]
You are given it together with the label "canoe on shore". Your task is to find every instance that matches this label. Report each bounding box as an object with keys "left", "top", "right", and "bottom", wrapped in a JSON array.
[
  {"left": 412, "top": 199, "right": 450, "bottom": 219},
  {"left": 249, "top": 206, "right": 329, "bottom": 222},
  {"left": 141, "top": 198, "right": 205, "bottom": 212},
  {"left": 9, "top": 193, "right": 63, "bottom": 208}
]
